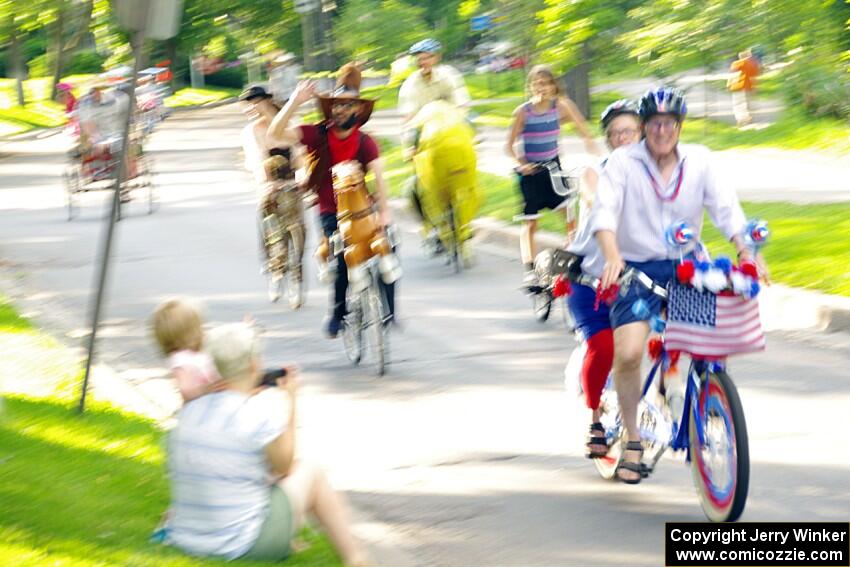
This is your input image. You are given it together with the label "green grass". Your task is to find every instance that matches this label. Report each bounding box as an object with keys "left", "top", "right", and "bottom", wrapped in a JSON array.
[
  {"left": 164, "top": 87, "right": 240, "bottom": 109},
  {"left": 681, "top": 107, "right": 850, "bottom": 153},
  {"left": 0, "top": 296, "right": 343, "bottom": 566},
  {"left": 465, "top": 70, "right": 526, "bottom": 100},
  {"left": 0, "top": 74, "right": 98, "bottom": 136}
]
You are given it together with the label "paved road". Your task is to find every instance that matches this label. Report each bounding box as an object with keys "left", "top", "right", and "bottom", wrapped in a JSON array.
[{"left": 1, "top": 105, "right": 849, "bottom": 566}]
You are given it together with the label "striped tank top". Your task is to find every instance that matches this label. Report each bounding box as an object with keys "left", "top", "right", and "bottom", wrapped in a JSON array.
[{"left": 520, "top": 100, "right": 560, "bottom": 162}]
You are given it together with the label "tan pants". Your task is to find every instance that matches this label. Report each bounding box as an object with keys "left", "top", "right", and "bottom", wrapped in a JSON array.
[{"left": 732, "top": 90, "right": 753, "bottom": 126}]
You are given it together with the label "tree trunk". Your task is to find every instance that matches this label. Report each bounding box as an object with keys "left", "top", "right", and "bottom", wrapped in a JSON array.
[
  {"left": 51, "top": 5, "right": 67, "bottom": 100},
  {"left": 562, "top": 42, "right": 591, "bottom": 119},
  {"left": 165, "top": 37, "right": 178, "bottom": 88},
  {"left": 9, "top": 26, "right": 26, "bottom": 106},
  {"left": 66, "top": 0, "right": 94, "bottom": 51}
]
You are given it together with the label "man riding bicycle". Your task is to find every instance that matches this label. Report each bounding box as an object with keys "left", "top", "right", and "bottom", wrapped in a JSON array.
[
  {"left": 398, "top": 38, "right": 473, "bottom": 255},
  {"left": 588, "top": 87, "right": 769, "bottom": 484},
  {"left": 267, "top": 63, "right": 395, "bottom": 338}
]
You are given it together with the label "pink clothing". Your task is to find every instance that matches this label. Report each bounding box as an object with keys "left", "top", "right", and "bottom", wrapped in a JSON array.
[{"left": 167, "top": 349, "right": 220, "bottom": 403}]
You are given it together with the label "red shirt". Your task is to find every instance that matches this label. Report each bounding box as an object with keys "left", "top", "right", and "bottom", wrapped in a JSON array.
[{"left": 298, "top": 124, "right": 380, "bottom": 214}]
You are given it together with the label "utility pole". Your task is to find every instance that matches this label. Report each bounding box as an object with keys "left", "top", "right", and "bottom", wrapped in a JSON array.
[{"left": 295, "top": 0, "right": 319, "bottom": 71}]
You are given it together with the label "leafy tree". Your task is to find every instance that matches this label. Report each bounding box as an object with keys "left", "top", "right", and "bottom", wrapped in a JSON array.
[{"left": 335, "top": 0, "right": 428, "bottom": 67}]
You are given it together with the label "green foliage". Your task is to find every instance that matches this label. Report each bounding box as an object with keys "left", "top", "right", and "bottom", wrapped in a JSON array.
[
  {"left": 336, "top": 0, "right": 429, "bottom": 67},
  {"left": 536, "top": 0, "right": 638, "bottom": 75},
  {"left": 204, "top": 66, "right": 246, "bottom": 89},
  {"left": 66, "top": 50, "right": 105, "bottom": 75},
  {"left": 26, "top": 53, "right": 50, "bottom": 78}
]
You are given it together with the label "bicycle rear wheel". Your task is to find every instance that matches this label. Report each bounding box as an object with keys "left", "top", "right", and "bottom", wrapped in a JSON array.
[
  {"left": 689, "top": 369, "right": 750, "bottom": 522},
  {"left": 532, "top": 249, "right": 554, "bottom": 322},
  {"left": 447, "top": 205, "right": 461, "bottom": 273},
  {"left": 64, "top": 165, "right": 81, "bottom": 221},
  {"left": 286, "top": 230, "right": 304, "bottom": 310},
  {"left": 366, "top": 285, "right": 388, "bottom": 376},
  {"left": 593, "top": 385, "right": 624, "bottom": 480}
]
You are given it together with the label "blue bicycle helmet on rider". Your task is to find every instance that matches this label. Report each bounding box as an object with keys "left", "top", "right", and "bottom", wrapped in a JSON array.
[
  {"left": 600, "top": 99, "right": 639, "bottom": 130},
  {"left": 638, "top": 87, "right": 688, "bottom": 122},
  {"left": 409, "top": 38, "right": 442, "bottom": 55}
]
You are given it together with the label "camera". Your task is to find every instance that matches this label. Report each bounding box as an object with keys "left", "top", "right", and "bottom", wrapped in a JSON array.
[{"left": 260, "top": 367, "right": 288, "bottom": 387}]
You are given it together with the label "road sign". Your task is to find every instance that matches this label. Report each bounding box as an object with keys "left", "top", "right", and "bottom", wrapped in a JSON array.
[
  {"left": 114, "top": 0, "right": 183, "bottom": 40},
  {"left": 471, "top": 15, "right": 492, "bottom": 32},
  {"left": 294, "top": 0, "right": 319, "bottom": 14}
]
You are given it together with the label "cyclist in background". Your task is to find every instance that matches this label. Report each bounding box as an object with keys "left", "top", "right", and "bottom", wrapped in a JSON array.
[
  {"left": 505, "top": 64, "right": 601, "bottom": 287},
  {"left": 565, "top": 99, "right": 641, "bottom": 459},
  {"left": 398, "top": 38, "right": 472, "bottom": 255}
]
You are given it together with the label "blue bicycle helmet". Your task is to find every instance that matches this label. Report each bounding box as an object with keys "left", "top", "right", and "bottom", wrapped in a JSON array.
[
  {"left": 638, "top": 87, "right": 687, "bottom": 121},
  {"left": 600, "top": 99, "right": 639, "bottom": 130},
  {"left": 409, "top": 38, "right": 442, "bottom": 55}
]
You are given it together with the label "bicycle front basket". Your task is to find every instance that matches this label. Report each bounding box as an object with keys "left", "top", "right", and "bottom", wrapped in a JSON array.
[{"left": 664, "top": 283, "right": 765, "bottom": 358}]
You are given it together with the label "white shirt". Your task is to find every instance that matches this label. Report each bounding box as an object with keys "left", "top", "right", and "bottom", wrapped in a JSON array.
[
  {"left": 167, "top": 388, "right": 290, "bottom": 559},
  {"left": 589, "top": 141, "right": 746, "bottom": 262},
  {"left": 77, "top": 90, "right": 130, "bottom": 141},
  {"left": 567, "top": 160, "right": 606, "bottom": 278},
  {"left": 397, "top": 64, "right": 471, "bottom": 118}
]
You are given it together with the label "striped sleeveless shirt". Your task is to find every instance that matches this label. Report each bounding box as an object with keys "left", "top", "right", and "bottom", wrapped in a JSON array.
[{"left": 520, "top": 100, "right": 560, "bottom": 162}]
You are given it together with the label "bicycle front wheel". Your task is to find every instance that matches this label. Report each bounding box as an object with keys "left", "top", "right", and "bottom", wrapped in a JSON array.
[
  {"left": 366, "top": 286, "right": 388, "bottom": 376},
  {"left": 689, "top": 369, "right": 750, "bottom": 522}
]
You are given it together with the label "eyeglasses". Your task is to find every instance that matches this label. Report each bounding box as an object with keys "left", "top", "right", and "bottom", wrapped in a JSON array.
[
  {"left": 645, "top": 118, "right": 680, "bottom": 132},
  {"left": 332, "top": 101, "right": 357, "bottom": 110},
  {"left": 608, "top": 127, "right": 639, "bottom": 139}
]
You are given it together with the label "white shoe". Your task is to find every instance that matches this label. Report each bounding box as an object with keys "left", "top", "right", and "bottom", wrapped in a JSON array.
[
  {"left": 288, "top": 279, "right": 303, "bottom": 309},
  {"left": 268, "top": 276, "right": 282, "bottom": 303}
]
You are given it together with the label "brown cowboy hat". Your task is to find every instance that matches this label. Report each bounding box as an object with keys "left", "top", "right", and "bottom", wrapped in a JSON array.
[{"left": 317, "top": 62, "right": 375, "bottom": 126}]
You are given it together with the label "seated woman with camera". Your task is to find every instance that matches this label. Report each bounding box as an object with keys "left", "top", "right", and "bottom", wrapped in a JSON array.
[{"left": 165, "top": 322, "right": 371, "bottom": 566}]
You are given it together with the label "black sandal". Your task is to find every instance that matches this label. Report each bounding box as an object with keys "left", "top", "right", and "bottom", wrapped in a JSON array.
[
  {"left": 586, "top": 422, "right": 609, "bottom": 459},
  {"left": 616, "top": 440, "right": 644, "bottom": 484}
]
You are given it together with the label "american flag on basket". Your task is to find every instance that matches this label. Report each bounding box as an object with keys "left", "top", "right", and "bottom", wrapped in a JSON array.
[{"left": 665, "top": 283, "right": 765, "bottom": 358}]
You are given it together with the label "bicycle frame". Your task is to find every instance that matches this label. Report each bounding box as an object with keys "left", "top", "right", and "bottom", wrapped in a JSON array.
[{"left": 638, "top": 343, "right": 728, "bottom": 461}]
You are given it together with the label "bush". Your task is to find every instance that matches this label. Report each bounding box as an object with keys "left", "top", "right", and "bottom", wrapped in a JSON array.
[
  {"left": 204, "top": 66, "right": 246, "bottom": 89},
  {"left": 67, "top": 50, "right": 105, "bottom": 74},
  {"left": 27, "top": 53, "right": 51, "bottom": 78},
  {"left": 782, "top": 57, "right": 850, "bottom": 120}
]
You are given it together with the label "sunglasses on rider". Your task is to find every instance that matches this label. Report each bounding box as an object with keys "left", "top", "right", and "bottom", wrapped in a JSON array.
[{"left": 332, "top": 101, "right": 358, "bottom": 110}]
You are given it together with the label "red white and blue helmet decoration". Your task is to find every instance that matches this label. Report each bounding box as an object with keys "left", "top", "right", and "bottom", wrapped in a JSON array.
[
  {"left": 638, "top": 87, "right": 687, "bottom": 122},
  {"left": 743, "top": 219, "right": 769, "bottom": 249},
  {"left": 665, "top": 220, "right": 695, "bottom": 247},
  {"left": 600, "top": 98, "right": 639, "bottom": 130}
]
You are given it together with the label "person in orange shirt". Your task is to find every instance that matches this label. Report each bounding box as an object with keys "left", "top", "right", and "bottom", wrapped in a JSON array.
[{"left": 729, "top": 49, "right": 760, "bottom": 126}]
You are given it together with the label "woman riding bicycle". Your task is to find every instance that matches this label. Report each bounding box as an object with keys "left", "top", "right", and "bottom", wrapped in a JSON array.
[
  {"left": 505, "top": 65, "right": 601, "bottom": 287},
  {"left": 564, "top": 99, "right": 642, "bottom": 459},
  {"left": 589, "top": 87, "right": 768, "bottom": 484}
]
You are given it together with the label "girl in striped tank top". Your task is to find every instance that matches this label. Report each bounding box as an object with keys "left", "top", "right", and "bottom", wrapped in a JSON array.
[{"left": 506, "top": 65, "right": 601, "bottom": 286}]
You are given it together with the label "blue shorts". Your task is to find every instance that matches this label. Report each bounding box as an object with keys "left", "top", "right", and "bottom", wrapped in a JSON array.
[
  {"left": 609, "top": 259, "right": 676, "bottom": 329},
  {"left": 567, "top": 281, "right": 610, "bottom": 341}
]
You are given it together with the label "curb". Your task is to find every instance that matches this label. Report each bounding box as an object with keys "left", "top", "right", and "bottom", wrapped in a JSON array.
[
  {"left": 390, "top": 199, "right": 850, "bottom": 334},
  {"left": 168, "top": 96, "right": 239, "bottom": 113}
]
